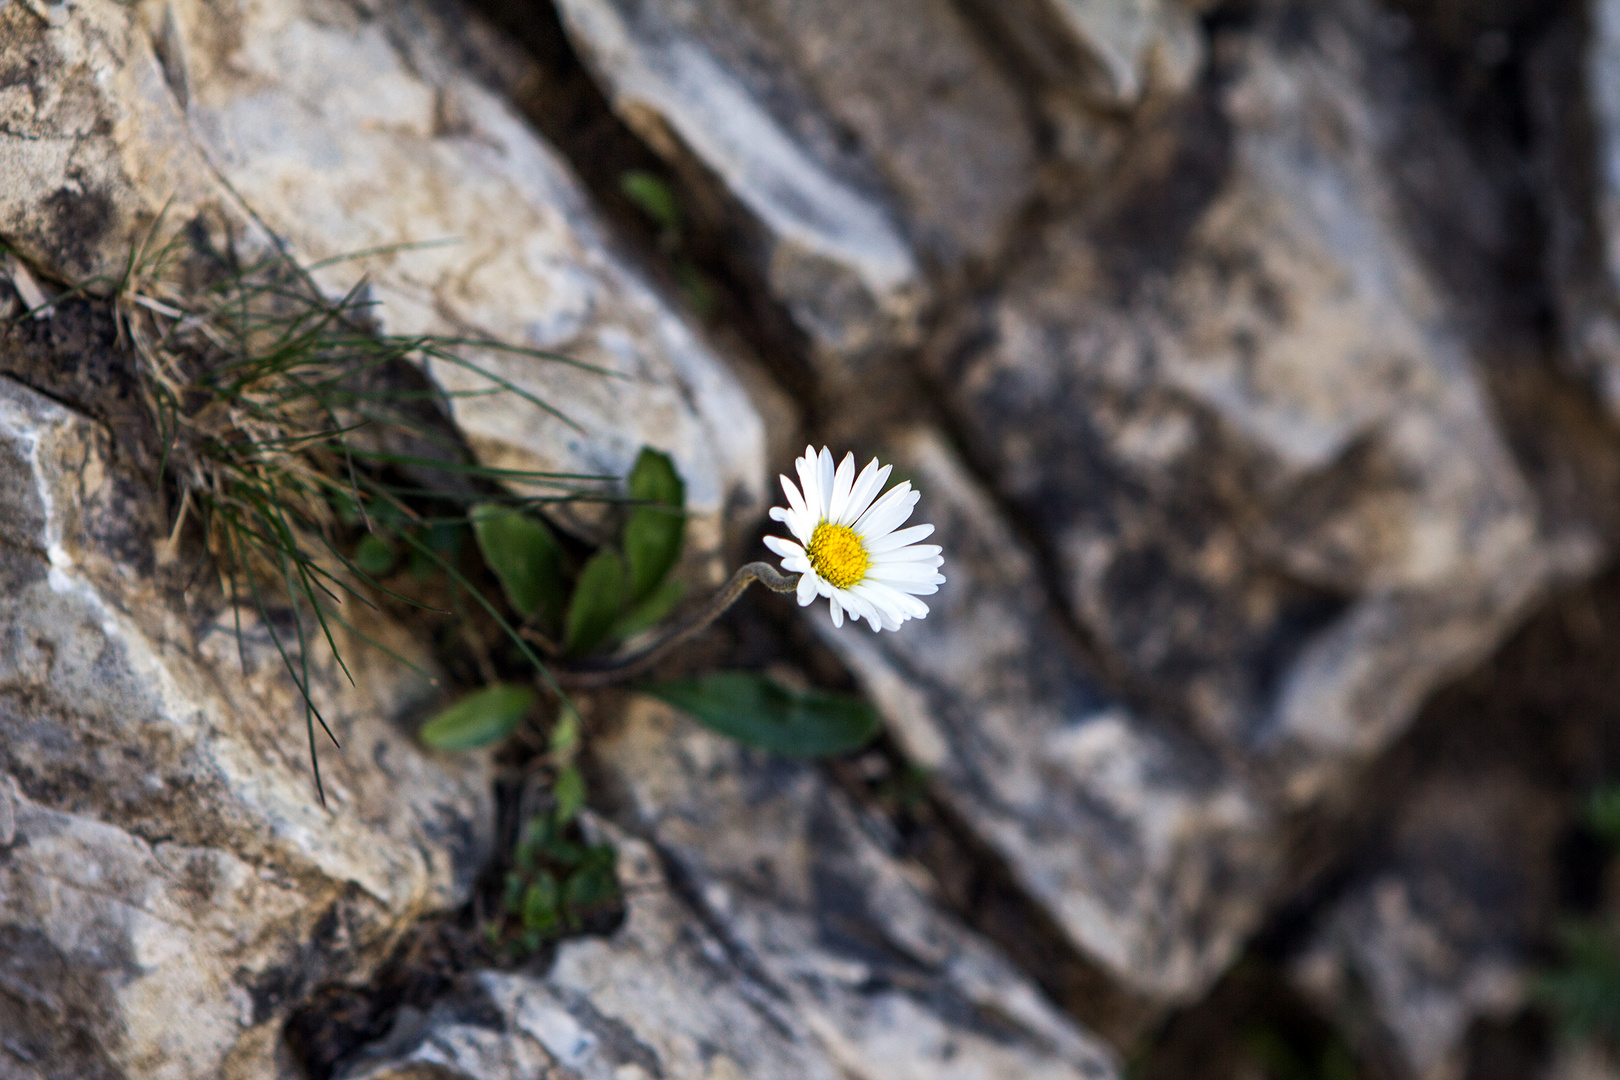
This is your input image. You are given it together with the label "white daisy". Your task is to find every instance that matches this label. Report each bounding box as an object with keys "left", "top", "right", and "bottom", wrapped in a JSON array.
[{"left": 764, "top": 446, "right": 945, "bottom": 632}]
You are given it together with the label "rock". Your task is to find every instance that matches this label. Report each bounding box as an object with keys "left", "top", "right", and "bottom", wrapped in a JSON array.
[
  {"left": 961, "top": 0, "right": 1206, "bottom": 109},
  {"left": 338, "top": 824, "right": 854, "bottom": 1080},
  {"left": 1534, "top": 0, "right": 1620, "bottom": 421},
  {"left": 0, "top": 0, "right": 766, "bottom": 559},
  {"left": 587, "top": 694, "right": 1120, "bottom": 1079},
  {"left": 0, "top": 374, "right": 493, "bottom": 1079},
  {"left": 1289, "top": 770, "right": 1559, "bottom": 1080},
  {"left": 815, "top": 426, "right": 1275, "bottom": 1015},
  {"left": 1543, "top": 1044, "right": 1620, "bottom": 1080},
  {"left": 928, "top": 0, "right": 1581, "bottom": 806},
  {"left": 551, "top": 0, "right": 1040, "bottom": 392}
]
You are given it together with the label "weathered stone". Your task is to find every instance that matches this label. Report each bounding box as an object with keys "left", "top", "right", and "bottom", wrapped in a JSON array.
[
  {"left": 589, "top": 694, "right": 1120, "bottom": 1079},
  {"left": 961, "top": 0, "right": 1206, "bottom": 109},
  {"left": 0, "top": 375, "right": 493, "bottom": 1080},
  {"left": 814, "top": 426, "right": 1275, "bottom": 1012},
  {"left": 339, "top": 824, "right": 853, "bottom": 1080},
  {"left": 552, "top": 0, "right": 1040, "bottom": 389},
  {"left": 928, "top": 0, "right": 1583, "bottom": 806},
  {"left": 1290, "top": 770, "right": 1559, "bottom": 1079},
  {"left": 0, "top": 0, "right": 767, "bottom": 560}
]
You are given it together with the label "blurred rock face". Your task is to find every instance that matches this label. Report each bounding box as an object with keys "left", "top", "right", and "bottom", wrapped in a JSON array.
[{"left": 3, "top": 0, "right": 1619, "bottom": 1077}]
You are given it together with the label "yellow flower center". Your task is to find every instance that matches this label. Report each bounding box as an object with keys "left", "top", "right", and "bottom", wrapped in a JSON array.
[{"left": 807, "top": 521, "right": 869, "bottom": 590}]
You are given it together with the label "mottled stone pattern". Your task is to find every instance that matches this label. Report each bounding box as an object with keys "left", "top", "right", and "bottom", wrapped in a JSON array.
[
  {"left": 0, "top": 376, "right": 493, "bottom": 1080},
  {"left": 590, "top": 696, "right": 1119, "bottom": 1080},
  {"left": 341, "top": 825, "right": 855, "bottom": 1080},
  {"left": 929, "top": 1, "right": 1567, "bottom": 803},
  {"left": 819, "top": 427, "right": 1276, "bottom": 1006}
]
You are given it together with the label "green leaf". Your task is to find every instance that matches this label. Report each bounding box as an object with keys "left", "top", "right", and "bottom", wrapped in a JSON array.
[
  {"left": 353, "top": 533, "right": 397, "bottom": 577},
  {"left": 565, "top": 548, "right": 628, "bottom": 656},
  {"left": 644, "top": 673, "right": 881, "bottom": 758},
  {"left": 419, "top": 684, "right": 535, "bottom": 750},
  {"left": 615, "top": 576, "right": 685, "bottom": 640},
  {"left": 619, "top": 170, "right": 682, "bottom": 232},
  {"left": 624, "top": 448, "right": 685, "bottom": 602},
  {"left": 522, "top": 871, "right": 561, "bottom": 933},
  {"left": 1588, "top": 784, "right": 1620, "bottom": 848},
  {"left": 470, "top": 503, "right": 567, "bottom": 625},
  {"left": 549, "top": 706, "right": 581, "bottom": 755},
  {"left": 553, "top": 765, "right": 586, "bottom": 824}
]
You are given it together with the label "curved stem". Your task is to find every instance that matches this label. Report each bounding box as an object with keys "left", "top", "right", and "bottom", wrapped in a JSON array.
[{"left": 552, "top": 562, "right": 800, "bottom": 689}]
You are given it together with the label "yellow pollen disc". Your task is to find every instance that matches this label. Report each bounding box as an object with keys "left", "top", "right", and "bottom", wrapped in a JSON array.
[{"left": 807, "top": 521, "right": 870, "bottom": 590}]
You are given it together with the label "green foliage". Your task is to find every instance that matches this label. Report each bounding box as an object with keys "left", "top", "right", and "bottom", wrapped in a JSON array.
[
  {"left": 619, "top": 171, "right": 682, "bottom": 236},
  {"left": 493, "top": 758, "right": 620, "bottom": 956},
  {"left": 352, "top": 533, "right": 397, "bottom": 577},
  {"left": 1240, "top": 1025, "right": 1361, "bottom": 1080},
  {"left": 1588, "top": 785, "right": 1620, "bottom": 849},
  {"left": 644, "top": 673, "right": 881, "bottom": 757},
  {"left": 624, "top": 448, "right": 685, "bottom": 602},
  {"left": 615, "top": 576, "right": 686, "bottom": 640},
  {"left": 1537, "top": 921, "right": 1620, "bottom": 1046},
  {"left": 419, "top": 684, "right": 535, "bottom": 750},
  {"left": 617, "top": 169, "right": 718, "bottom": 317},
  {"left": 471, "top": 503, "right": 567, "bottom": 628},
  {"left": 565, "top": 548, "right": 629, "bottom": 657}
]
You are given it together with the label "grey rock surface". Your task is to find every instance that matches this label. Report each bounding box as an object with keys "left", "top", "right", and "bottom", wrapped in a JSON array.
[
  {"left": 0, "top": 375, "right": 493, "bottom": 1079},
  {"left": 928, "top": 0, "right": 1579, "bottom": 806},
  {"left": 961, "top": 0, "right": 1205, "bottom": 108},
  {"left": 339, "top": 824, "right": 853, "bottom": 1080},
  {"left": 1290, "top": 770, "right": 1558, "bottom": 1080},
  {"left": 589, "top": 694, "right": 1120, "bottom": 1079},
  {"left": 552, "top": 0, "right": 1040, "bottom": 389},
  {"left": 816, "top": 426, "right": 1276, "bottom": 1010},
  {"left": 0, "top": 0, "right": 766, "bottom": 561}
]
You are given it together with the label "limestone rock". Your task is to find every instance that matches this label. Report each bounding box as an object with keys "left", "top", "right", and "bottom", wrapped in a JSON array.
[
  {"left": 1290, "top": 771, "right": 1559, "bottom": 1079},
  {"left": 961, "top": 0, "right": 1206, "bottom": 108},
  {"left": 814, "top": 426, "right": 1275, "bottom": 1011},
  {"left": 928, "top": 0, "right": 1575, "bottom": 806},
  {"left": 0, "top": 0, "right": 766, "bottom": 557},
  {"left": 0, "top": 375, "right": 493, "bottom": 1080},
  {"left": 339, "top": 826, "right": 854, "bottom": 1080},
  {"left": 588, "top": 695, "right": 1120, "bottom": 1080},
  {"left": 552, "top": 0, "right": 1040, "bottom": 389}
]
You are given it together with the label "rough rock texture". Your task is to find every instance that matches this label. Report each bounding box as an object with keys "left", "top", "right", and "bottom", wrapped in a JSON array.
[
  {"left": 962, "top": 0, "right": 1206, "bottom": 109},
  {"left": 337, "top": 824, "right": 855, "bottom": 1080},
  {"left": 929, "top": 0, "right": 1587, "bottom": 805},
  {"left": 589, "top": 695, "right": 1119, "bottom": 1079},
  {"left": 818, "top": 426, "right": 1275, "bottom": 1013},
  {"left": 551, "top": 0, "right": 1040, "bottom": 390},
  {"left": 1290, "top": 772, "right": 1558, "bottom": 1080},
  {"left": 0, "top": 0, "right": 766, "bottom": 557},
  {"left": 0, "top": 374, "right": 493, "bottom": 1079}
]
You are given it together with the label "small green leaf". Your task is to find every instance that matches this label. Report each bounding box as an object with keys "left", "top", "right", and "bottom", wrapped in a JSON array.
[
  {"left": 615, "top": 576, "right": 685, "bottom": 640},
  {"left": 620, "top": 170, "right": 682, "bottom": 232},
  {"left": 1588, "top": 784, "right": 1620, "bottom": 848},
  {"left": 644, "top": 673, "right": 881, "bottom": 758},
  {"left": 553, "top": 765, "right": 586, "bottom": 824},
  {"left": 471, "top": 503, "right": 567, "bottom": 625},
  {"left": 419, "top": 684, "right": 535, "bottom": 750},
  {"left": 549, "top": 706, "right": 581, "bottom": 755},
  {"left": 353, "top": 533, "right": 397, "bottom": 577},
  {"left": 565, "top": 548, "right": 628, "bottom": 656},
  {"left": 624, "top": 447, "right": 685, "bottom": 601},
  {"left": 522, "top": 871, "right": 561, "bottom": 933}
]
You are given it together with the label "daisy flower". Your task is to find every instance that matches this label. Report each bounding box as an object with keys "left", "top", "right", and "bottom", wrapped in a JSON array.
[{"left": 764, "top": 446, "right": 945, "bottom": 631}]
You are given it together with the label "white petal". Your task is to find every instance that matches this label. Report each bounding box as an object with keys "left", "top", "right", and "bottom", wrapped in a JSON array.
[
  {"left": 857, "top": 581, "right": 930, "bottom": 619},
  {"left": 797, "top": 570, "right": 819, "bottom": 606},
  {"left": 782, "top": 558, "right": 812, "bottom": 575},
  {"left": 763, "top": 535, "right": 804, "bottom": 559},
  {"left": 796, "top": 452, "right": 822, "bottom": 527},
  {"left": 864, "top": 524, "right": 934, "bottom": 554},
  {"left": 870, "top": 544, "right": 943, "bottom": 565},
  {"left": 828, "top": 597, "right": 844, "bottom": 628},
  {"left": 817, "top": 447, "right": 836, "bottom": 520},
  {"left": 866, "top": 562, "right": 945, "bottom": 584},
  {"left": 828, "top": 452, "right": 856, "bottom": 524},
  {"left": 840, "top": 459, "right": 890, "bottom": 525},
  {"left": 855, "top": 484, "right": 917, "bottom": 539},
  {"left": 779, "top": 473, "right": 808, "bottom": 521}
]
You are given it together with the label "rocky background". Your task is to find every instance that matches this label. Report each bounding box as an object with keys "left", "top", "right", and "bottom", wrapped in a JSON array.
[{"left": 5, "top": 0, "right": 1620, "bottom": 1077}]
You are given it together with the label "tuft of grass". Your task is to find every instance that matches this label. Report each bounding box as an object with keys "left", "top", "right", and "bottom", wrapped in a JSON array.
[{"left": 112, "top": 221, "right": 609, "bottom": 802}]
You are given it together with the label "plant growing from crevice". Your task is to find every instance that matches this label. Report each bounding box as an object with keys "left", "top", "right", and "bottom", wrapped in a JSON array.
[{"left": 1536, "top": 783, "right": 1620, "bottom": 1053}]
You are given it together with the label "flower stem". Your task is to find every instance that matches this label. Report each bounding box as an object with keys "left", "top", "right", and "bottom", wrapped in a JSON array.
[{"left": 552, "top": 562, "right": 800, "bottom": 689}]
